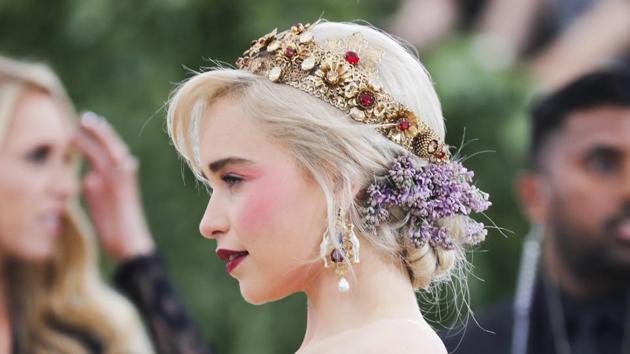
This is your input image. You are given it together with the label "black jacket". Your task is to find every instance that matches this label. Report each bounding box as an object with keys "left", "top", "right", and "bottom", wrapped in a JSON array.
[{"left": 441, "top": 275, "right": 629, "bottom": 354}]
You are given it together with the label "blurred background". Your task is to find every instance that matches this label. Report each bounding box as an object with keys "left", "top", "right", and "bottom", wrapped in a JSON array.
[{"left": 3, "top": 0, "right": 627, "bottom": 353}]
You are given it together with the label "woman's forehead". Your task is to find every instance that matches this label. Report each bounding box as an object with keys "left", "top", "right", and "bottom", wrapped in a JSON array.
[
  {"left": 197, "top": 97, "right": 283, "bottom": 167},
  {"left": 5, "top": 90, "right": 72, "bottom": 147}
]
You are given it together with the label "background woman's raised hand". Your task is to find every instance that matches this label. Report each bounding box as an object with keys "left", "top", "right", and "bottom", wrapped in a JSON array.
[{"left": 73, "top": 112, "right": 155, "bottom": 262}]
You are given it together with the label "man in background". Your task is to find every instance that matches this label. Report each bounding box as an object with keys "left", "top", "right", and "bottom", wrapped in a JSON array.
[{"left": 443, "top": 66, "right": 630, "bottom": 354}]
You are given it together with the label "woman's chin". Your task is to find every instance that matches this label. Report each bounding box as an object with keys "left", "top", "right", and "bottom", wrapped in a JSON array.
[
  {"left": 16, "top": 247, "right": 55, "bottom": 263},
  {"left": 240, "top": 287, "right": 272, "bottom": 305},
  {"left": 9, "top": 233, "right": 56, "bottom": 263},
  {"left": 239, "top": 283, "right": 290, "bottom": 305}
]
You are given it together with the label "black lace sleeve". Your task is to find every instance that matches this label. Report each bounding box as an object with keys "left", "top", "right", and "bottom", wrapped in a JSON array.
[{"left": 114, "top": 254, "right": 215, "bottom": 354}]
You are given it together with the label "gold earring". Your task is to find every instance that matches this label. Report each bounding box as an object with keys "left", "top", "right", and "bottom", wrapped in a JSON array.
[{"left": 320, "top": 209, "right": 360, "bottom": 292}]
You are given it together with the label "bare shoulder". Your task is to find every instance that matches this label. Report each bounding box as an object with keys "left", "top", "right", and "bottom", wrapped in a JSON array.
[
  {"left": 298, "top": 319, "right": 446, "bottom": 354},
  {"left": 330, "top": 319, "right": 447, "bottom": 354},
  {"left": 353, "top": 319, "right": 447, "bottom": 354}
]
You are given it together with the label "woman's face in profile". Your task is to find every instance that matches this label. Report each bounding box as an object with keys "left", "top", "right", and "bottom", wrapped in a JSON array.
[
  {"left": 0, "top": 89, "right": 77, "bottom": 262},
  {"left": 198, "top": 96, "right": 328, "bottom": 304}
]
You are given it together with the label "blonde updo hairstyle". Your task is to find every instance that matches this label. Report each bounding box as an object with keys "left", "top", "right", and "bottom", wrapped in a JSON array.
[
  {"left": 168, "top": 21, "right": 469, "bottom": 291},
  {"left": 0, "top": 56, "right": 154, "bottom": 353}
]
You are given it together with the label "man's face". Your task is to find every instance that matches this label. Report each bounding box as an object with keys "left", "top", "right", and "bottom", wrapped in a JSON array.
[{"left": 539, "top": 106, "right": 630, "bottom": 277}]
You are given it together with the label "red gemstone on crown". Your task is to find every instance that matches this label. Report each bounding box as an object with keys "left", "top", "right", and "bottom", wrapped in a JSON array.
[
  {"left": 398, "top": 119, "right": 410, "bottom": 131},
  {"left": 285, "top": 47, "right": 297, "bottom": 58},
  {"left": 358, "top": 91, "right": 375, "bottom": 108},
  {"left": 344, "top": 51, "right": 360, "bottom": 65},
  {"left": 331, "top": 249, "right": 344, "bottom": 263}
]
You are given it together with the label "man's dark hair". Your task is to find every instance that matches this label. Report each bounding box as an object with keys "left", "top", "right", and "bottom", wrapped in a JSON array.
[{"left": 529, "top": 65, "right": 630, "bottom": 168}]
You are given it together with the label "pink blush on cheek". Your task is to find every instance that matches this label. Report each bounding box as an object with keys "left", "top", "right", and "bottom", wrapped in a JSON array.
[{"left": 236, "top": 171, "right": 296, "bottom": 235}]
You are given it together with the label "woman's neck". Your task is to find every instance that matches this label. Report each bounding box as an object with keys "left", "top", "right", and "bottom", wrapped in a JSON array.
[
  {"left": 0, "top": 260, "right": 12, "bottom": 353},
  {"left": 299, "top": 244, "right": 423, "bottom": 350},
  {"left": 0, "top": 260, "right": 7, "bottom": 315}
]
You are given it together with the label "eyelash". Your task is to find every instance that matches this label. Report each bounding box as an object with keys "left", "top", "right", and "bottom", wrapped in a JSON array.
[
  {"left": 27, "top": 146, "right": 51, "bottom": 164},
  {"left": 586, "top": 154, "right": 619, "bottom": 174},
  {"left": 222, "top": 174, "right": 243, "bottom": 187}
]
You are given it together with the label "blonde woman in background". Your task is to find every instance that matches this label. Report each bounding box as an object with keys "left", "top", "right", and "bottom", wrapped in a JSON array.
[
  {"left": 167, "top": 20, "right": 491, "bottom": 353},
  {"left": 0, "top": 57, "right": 213, "bottom": 354}
]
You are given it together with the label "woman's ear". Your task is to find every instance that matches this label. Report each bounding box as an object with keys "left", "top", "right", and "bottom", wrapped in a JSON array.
[
  {"left": 331, "top": 172, "right": 363, "bottom": 196},
  {"left": 331, "top": 175, "right": 365, "bottom": 212},
  {"left": 515, "top": 170, "right": 551, "bottom": 225},
  {"left": 351, "top": 179, "right": 363, "bottom": 196}
]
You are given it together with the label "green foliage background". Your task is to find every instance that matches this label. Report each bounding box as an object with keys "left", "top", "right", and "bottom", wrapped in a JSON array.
[{"left": 1, "top": 1, "right": 533, "bottom": 353}]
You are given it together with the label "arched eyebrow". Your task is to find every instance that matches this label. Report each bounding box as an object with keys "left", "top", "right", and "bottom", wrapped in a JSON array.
[
  {"left": 583, "top": 144, "right": 623, "bottom": 160},
  {"left": 208, "top": 157, "right": 253, "bottom": 173}
]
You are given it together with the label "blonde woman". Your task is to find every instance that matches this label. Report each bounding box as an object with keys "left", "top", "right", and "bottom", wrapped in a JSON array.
[
  {"left": 167, "top": 20, "right": 491, "bottom": 353},
  {"left": 0, "top": 57, "right": 212, "bottom": 353}
]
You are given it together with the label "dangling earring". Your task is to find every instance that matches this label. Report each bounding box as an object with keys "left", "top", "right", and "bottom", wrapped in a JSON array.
[{"left": 320, "top": 209, "right": 361, "bottom": 292}]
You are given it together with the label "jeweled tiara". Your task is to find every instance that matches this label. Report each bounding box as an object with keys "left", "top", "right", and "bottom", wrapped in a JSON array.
[{"left": 235, "top": 22, "right": 450, "bottom": 163}]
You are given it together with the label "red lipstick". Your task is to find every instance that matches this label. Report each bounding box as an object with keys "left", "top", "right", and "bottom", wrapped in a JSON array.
[{"left": 216, "top": 249, "right": 249, "bottom": 273}]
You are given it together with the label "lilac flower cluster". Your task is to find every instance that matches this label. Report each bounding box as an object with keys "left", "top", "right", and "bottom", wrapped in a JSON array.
[{"left": 362, "top": 155, "right": 491, "bottom": 250}]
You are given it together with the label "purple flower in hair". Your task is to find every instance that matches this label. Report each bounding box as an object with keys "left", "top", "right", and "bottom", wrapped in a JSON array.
[{"left": 362, "top": 155, "right": 491, "bottom": 250}]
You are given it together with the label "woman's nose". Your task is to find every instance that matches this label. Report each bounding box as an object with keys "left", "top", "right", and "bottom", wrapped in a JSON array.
[
  {"left": 199, "top": 195, "right": 229, "bottom": 239},
  {"left": 52, "top": 161, "right": 79, "bottom": 201}
]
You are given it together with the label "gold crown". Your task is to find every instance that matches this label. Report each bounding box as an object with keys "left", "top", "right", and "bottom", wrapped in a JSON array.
[{"left": 235, "top": 22, "right": 449, "bottom": 163}]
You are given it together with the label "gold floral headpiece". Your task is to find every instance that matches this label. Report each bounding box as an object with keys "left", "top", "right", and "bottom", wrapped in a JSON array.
[{"left": 235, "top": 22, "right": 449, "bottom": 163}]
